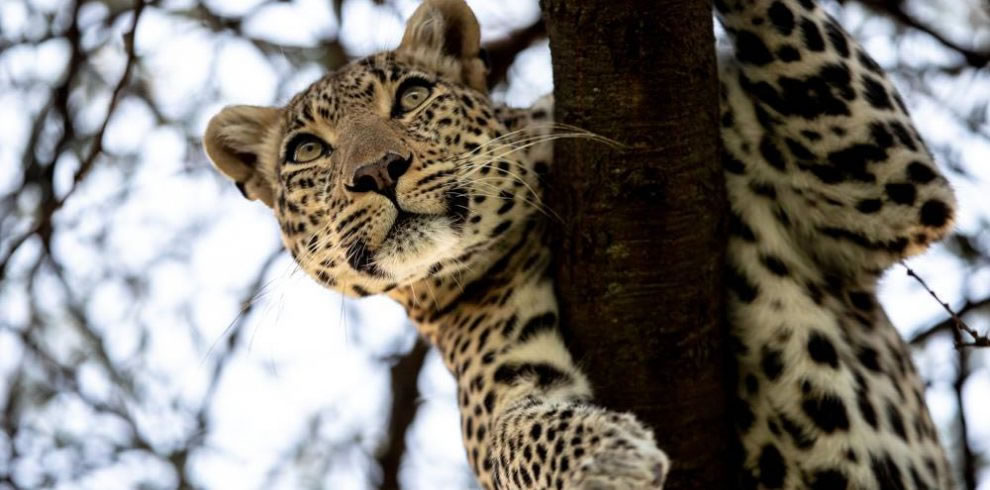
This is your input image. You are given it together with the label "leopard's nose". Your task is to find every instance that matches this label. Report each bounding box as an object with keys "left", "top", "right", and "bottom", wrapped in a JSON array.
[{"left": 346, "top": 152, "right": 411, "bottom": 195}]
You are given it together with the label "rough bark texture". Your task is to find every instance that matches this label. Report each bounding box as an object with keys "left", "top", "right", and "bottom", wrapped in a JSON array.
[{"left": 539, "top": 1, "right": 730, "bottom": 489}]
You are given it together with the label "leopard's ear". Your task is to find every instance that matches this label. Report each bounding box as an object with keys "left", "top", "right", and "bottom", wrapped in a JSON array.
[
  {"left": 398, "top": 0, "right": 487, "bottom": 92},
  {"left": 203, "top": 105, "right": 283, "bottom": 207}
]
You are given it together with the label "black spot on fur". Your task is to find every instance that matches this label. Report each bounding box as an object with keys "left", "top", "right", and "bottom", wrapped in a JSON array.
[
  {"left": 857, "top": 49, "right": 883, "bottom": 73},
  {"left": 746, "top": 374, "right": 759, "bottom": 394},
  {"left": 919, "top": 200, "right": 950, "bottom": 227},
  {"left": 727, "top": 265, "right": 760, "bottom": 303},
  {"left": 484, "top": 392, "right": 495, "bottom": 413},
  {"left": 889, "top": 121, "right": 918, "bottom": 150},
  {"left": 724, "top": 152, "right": 746, "bottom": 174},
  {"left": 768, "top": 1, "right": 795, "bottom": 35},
  {"left": 736, "top": 30, "right": 775, "bottom": 65},
  {"left": 750, "top": 181, "right": 777, "bottom": 199},
  {"left": 800, "top": 18, "right": 825, "bottom": 51},
  {"left": 729, "top": 212, "right": 757, "bottom": 242},
  {"left": 496, "top": 190, "right": 515, "bottom": 215},
  {"left": 856, "top": 199, "right": 883, "bottom": 214},
  {"left": 805, "top": 281, "right": 824, "bottom": 304},
  {"left": 517, "top": 312, "right": 557, "bottom": 343},
  {"left": 820, "top": 62, "right": 855, "bottom": 100},
  {"left": 761, "top": 254, "right": 790, "bottom": 276},
  {"left": 885, "top": 183, "right": 916, "bottom": 206},
  {"left": 811, "top": 469, "right": 848, "bottom": 490},
  {"left": 857, "top": 388, "right": 879, "bottom": 429},
  {"left": 502, "top": 315, "right": 518, "bottom": 338},
  {"left": 909, "top": 465, "right": 930, "bottom": 490},
  {"left": 828, "top": 144, "right": 886, "bottom": 182},
  {"left": 824, "top": 20, "right": 850, "bottom": 58},
  {"left": 887, "top": 402, "right": 909, "bottom": 441},
  {"left": 722, "top": 110, "right": 735, "bottom": 128},
  {"left": 760, "top": 136, "right": 787, "bottom": 170},
  {"left": 742, "top": 73, "right": 849, "bottom": 120},
  {"left": 862, "top": 76, "right": 893, "bottom": 109},
  {"left": 762, "top": 348, "right": 784, "bottom": 381},
  {"left": 872, "top": 454, "right": 907, "bottom": 490},
  {"left": 734, "top": 397, "right": 755, "bottom": 432},
  {"left": 870, "top": 122, "right": 894, "bottom": 150},
  {"left": 848, "top": 291, "right": 875, "bottom": 312},
  {"left": 802, "top": 393, "right": 850, "bottom": 433},
  {"left": 779, "top": 413, "right": 815, "bottom": 449},
  {"left": 777, "top": 45, "right": 802, "bottom": 62},
  {"left": 490, "top": 220, "right": 512, "bottom": 237},
  {"left": 774, "top": 206, "right": 792, "bottom": 228},
  {"left": 785, "top": 138, "right": 815, "bottom": 160},
  {"left": 907, "top": 161, "right": 936, "bottom": 183},
  {"left": 807, "top": 332, "right": 839, "bottom": 368},
  {"left": 858, "top": 347, "right": 882, "bottom": 372},
  {"left": 806, "top": 163, "right": 844, "bottom": 184},
  {"left": 758, "top": 444, "right": 787, "bottom": 488}
]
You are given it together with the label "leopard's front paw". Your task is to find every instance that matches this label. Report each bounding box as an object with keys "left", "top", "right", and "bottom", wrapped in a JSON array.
[
  {"left": 492, "top": 401, "right": 669, "bottom": 489},
  {"left": 565, "top": 412, "right": 669, "bottom": 490}
]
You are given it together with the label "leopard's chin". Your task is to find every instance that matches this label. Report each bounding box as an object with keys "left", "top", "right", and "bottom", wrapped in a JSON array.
[{"left": 370, "top": 214, "right": 462, "bottom": 282}]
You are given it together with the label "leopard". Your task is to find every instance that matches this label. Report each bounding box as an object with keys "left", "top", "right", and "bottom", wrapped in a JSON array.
[{"left": 202, "top": 0, "right": 957, "bottom": 488}]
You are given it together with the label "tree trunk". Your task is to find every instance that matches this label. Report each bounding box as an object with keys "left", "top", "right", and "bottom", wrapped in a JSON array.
[{"left": 539, "top": 1, "right": 730, "bottom": 489}]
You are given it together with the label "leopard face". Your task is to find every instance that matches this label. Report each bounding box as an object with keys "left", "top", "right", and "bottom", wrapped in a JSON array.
[{"left": 204, "top": 0, "right": 539, "bottom": 297}]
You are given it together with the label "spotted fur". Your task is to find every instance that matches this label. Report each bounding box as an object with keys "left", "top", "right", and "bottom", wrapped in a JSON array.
[{"left": 203, "top": 0, "right": 955, "bottom": 488}]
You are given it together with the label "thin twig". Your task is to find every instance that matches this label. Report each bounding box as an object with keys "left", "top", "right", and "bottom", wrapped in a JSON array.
[
  {"left": 0, "top": 0, "right": 149, "bottom": 282},
  {"left": 901, "top": 261, "right": 990, "bottom": 348},
  {"left": 59, "top": 0, "right": 148, "bottom": 207},
  {"left": 909, "top": 297, "right": 990, "bottom": 345}
]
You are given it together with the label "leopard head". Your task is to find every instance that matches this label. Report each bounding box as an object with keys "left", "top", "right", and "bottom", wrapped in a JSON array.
[{"left": 203, "top": 0, "right": 540, "bottom": 297}]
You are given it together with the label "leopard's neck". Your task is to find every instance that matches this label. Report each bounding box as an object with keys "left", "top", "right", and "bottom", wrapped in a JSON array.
[
  {"left": 388, "top": 216, "right": 591, "bottom": 405},
  {"left": 389, "top": 218, "right": 551, "bottom": 354}
]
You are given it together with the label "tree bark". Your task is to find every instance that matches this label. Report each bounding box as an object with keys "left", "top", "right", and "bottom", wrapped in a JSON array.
[
  {"left": 378, "top": 341, "right": 429, "bottom": 490},
  {"left": 539, "top": 1, "right": 730, "bottom": 489}
]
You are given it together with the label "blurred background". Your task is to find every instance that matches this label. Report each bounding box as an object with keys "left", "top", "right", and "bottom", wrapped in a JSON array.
[{"left": 0, "top": 0, "right": 988, "bottom": 488}]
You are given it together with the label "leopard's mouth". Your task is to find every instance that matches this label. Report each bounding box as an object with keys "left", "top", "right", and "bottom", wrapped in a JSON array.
[
  {"left": 382, "top": 186, "right": 469, "bottom": 245},
  {"left": 346, "top": 191, "right": 469, "bottom": 280}
]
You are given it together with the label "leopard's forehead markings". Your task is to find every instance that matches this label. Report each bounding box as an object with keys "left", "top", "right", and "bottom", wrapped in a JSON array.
[{"left": 284, "top": 53, "right": 418, "bottom": 131}]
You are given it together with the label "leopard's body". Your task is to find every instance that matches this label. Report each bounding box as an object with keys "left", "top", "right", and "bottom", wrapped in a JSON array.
[{"left": 203, "top": 0, "right": 956, "bottom": 488}]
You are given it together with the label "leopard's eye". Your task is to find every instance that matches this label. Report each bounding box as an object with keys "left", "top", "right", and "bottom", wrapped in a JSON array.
[
  {"left": 285, "top": 134, "right": 329, "bottom": 163},
  {"left": 294, "top": 141, "right": 323, "bottom": 162},
  {"left": 399, "top": 85, "right": 430, "bottom": 111}
]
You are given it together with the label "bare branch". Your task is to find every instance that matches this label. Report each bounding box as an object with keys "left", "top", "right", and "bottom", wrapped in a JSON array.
[
  {"left": 901, "top": 262, "right": 990, "bottom": 348},
  {"left": 484, "top": 20, "right": 547, "bottom": 88},
  {"left": 0, "top": 0, "right": 150, "bottom": 282},
  {"left": 377, "top": 340, "right": 429, "bottom": 490},
  {"left": 853, "top": 0, "right": 990, "bottom": 68}
]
